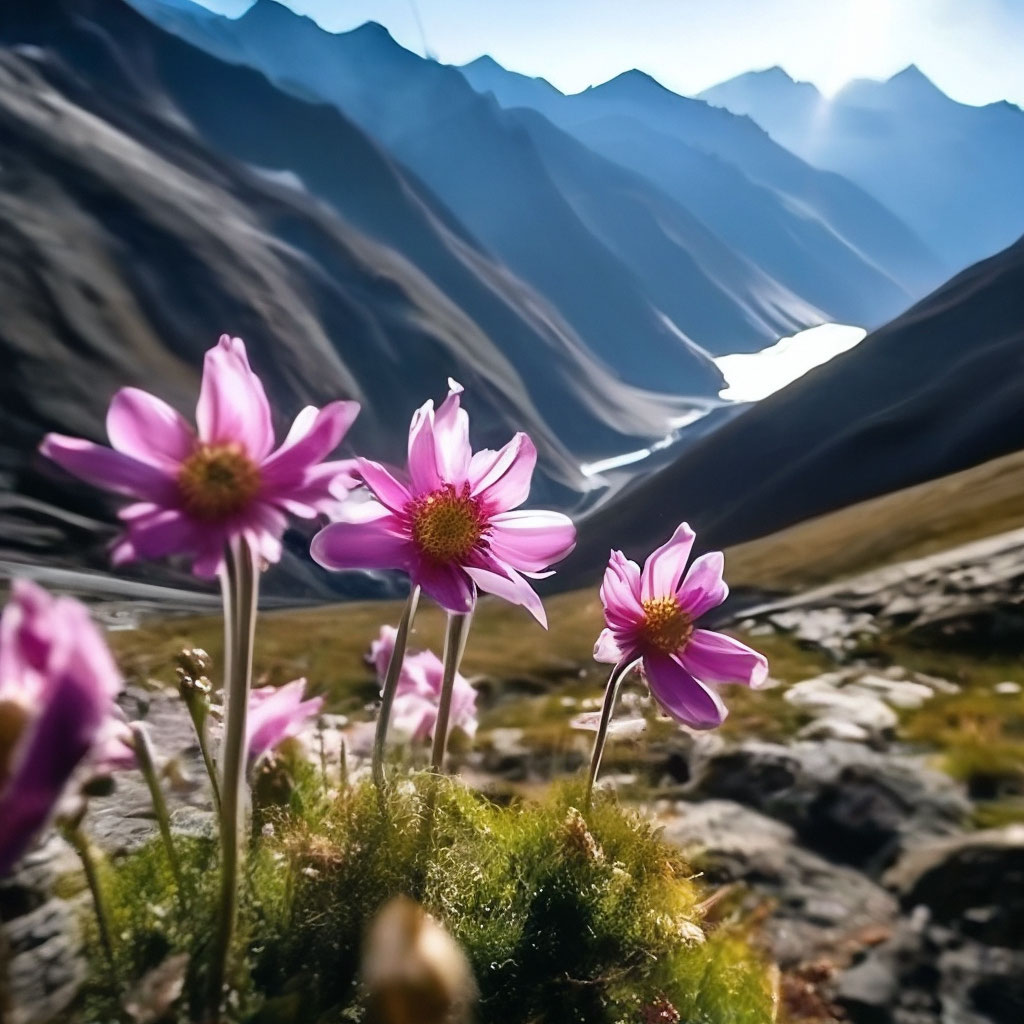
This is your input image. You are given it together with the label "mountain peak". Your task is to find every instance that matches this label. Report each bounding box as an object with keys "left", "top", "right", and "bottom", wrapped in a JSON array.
[
  {"left": 463, "top": 54, "right": 503, "bottom": 72},
  {"left": 349, "top": 19, "right": 395, "bottom": 41},
  {"left": 591, "top": 68, "right": 670, "bottom": 97},
  {"left": 885, "top": 63, "right": 943, "bottom": 96}
]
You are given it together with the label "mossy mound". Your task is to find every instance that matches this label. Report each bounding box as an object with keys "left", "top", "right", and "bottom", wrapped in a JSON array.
[{"left": 70, "top": 771, "right": 776, "bottom": 1023}]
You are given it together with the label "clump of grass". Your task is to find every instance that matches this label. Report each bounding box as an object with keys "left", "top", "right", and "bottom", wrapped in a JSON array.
[{"left": 69, "top": 770, "right": 776, "bottom": 1023}]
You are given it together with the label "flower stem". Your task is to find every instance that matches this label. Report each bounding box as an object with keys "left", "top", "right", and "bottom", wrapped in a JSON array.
[
  {"left": 63, "top": 818, "right": 115, "bottom": 970},
  {"left": 430, "top": 611, "right": 473, "bottom": 774},
  {"left": 129, "top": 722, "right": 185, "bottom": 907},
  {"left": 584, "top": 658, "right": 640, "bottom": 810},
  {"left": 180, "top": 684, "right": 221, "bottom": 815},
  {"left": 371, "top": 586, "right": 421, "bottom": 791},
  {"left": 195, "top": 721, "right": 222, "bottom": 815},
  {"left": 207, "top": 537, "right": 260, "bottom": 1020}
]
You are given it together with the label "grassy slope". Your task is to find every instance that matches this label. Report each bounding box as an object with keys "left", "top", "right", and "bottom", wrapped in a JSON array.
[{"left": 724, "top": 447, "right": 1024, "bottom": 589}]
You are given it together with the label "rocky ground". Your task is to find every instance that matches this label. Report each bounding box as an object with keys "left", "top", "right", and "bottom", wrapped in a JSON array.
[{"left": 4, "top": 530, "right": 1024, "bottom": 1023}]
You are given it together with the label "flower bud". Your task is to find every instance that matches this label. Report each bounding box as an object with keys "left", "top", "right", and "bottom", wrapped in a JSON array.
[{"left": 362, "top": 897, "right": 475, "bottom": 1024}]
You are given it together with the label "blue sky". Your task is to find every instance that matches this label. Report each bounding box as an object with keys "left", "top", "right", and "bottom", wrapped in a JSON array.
[{"left": 193, "top": 0, "right": 1024, "bottom": 108}]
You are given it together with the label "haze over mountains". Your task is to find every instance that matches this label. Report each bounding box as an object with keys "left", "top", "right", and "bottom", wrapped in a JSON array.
[
  {"left": 701, "top": 65, "right": 1024, "bottom": 273},
  {"left": 2, "top": 0, "right": 1023, "bottom": 596}
]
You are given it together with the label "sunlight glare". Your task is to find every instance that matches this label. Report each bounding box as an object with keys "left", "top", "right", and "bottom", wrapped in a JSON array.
[{"left": 819, "top": 0, "right": 893, "bottom": 97}]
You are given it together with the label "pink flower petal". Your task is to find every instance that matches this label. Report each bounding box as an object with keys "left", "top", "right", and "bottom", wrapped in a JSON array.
[
  {"left": 640, "top": 522, "right": 696, "bottom": 602},
  {"left": 247, "top": 678, "right": 324, "bottom": 763},
  {"left": 261, "top": 401, "right": 360, "bottom": 486},
  {"left": 678, "top": 552, "right": 729, "bottom": 619},
  {"left": 0, "top": 585, "right": 122, "bottom": 875},
  {"left": 594, "top": 628, "right": 626, "bottom": 664},
  {"left": 407, "top": 400, "right": 441, "bottom": 495},
  {"left": 106, "top": 388, "right": 194, "bottom": 469},
  {"left": 600, "top": 551, "right": 644, "bottom": 629},
  {"left": 681, "top": 629, "right": 769, "bottom": 689},
  {"left": 470, "top": 433, "right": 536, "bottom": 511},
  {"left": 195, "top": 335, "right": 274, "bottom": 460},
  {"left": 191, "top": 544, "right": 226, "bottom": 579},
  {"left": 368, "top": 625, "right": 399, "bottom": 681},
  {"left": 40, "top": 435, "right": 176, "bottom": 503},
  {"left": 123, "top": 509, "right": 205, "bottom": 562},
  {"left": 274, "top": 461, "right": 359, "bottom": 518},
  {"left": 430, "top": 380, "right": 471, "bottom": 484},
  {"left": 643, "top": 651, "right": 728, "bottom": 729},
  {"left": 412, "top": 558, "right": 476, "bottom": 615},
  {"left": 464, "top": 560, "right": 546, "bottom": 627},
  {"left": 487, "top": 509, "right": 576, "bottom": 573},
  {"left": 330, "top": 497, "right": 397, "bottom": 525},
  {"left": 311, "top": 514, "right": 412, "bottom": 572},
  {"left": 243, "top": 505, "right": 288, "bottom": 565},
  {"left": 353, "top": 458, "right": 412, "bottom": 513},
  {"left": 391, "top": 693, "right": 438, "bottom": 743}
]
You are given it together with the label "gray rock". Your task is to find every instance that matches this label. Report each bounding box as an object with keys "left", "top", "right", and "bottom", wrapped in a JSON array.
[
  {"left": 836, "top": 953, "right": 898, "bottom": 1024},
  {"left": 690, "top": 740, "right": 969, "bottom": 872},
  {"left": 885, "top": 826, "right": 1024, "bottom": 947},
  {"left": 798, "top": 717, "right": 872, "bottom": 743},
  {"left": 740, "top": 527, "right": 1024, "bottom": 654},
  {"left": 0, "top": 837, "right": 86, "bottom": 1024},
  {"left": 785, "top": 678, "right": 899, "bottom": 736},
  {"left": 660, "top": 800, "right": 898, "bottom": 966}
]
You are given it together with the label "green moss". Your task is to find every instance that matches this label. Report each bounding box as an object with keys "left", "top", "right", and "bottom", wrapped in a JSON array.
[
  {"left": 69, "top": 772, "right": 775, "bottom": 1023},
  {"left": 852, "top": 635, "right": 1024, "bottom": 795},
  {"left": 971, "top": 799, "right": 1024, "bottom": 830}
]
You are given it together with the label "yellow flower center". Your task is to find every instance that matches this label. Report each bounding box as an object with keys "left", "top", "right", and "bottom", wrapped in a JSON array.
[
  {"left": 409, "top": 485, "right": 483, "bottom": 563},
  {"left": 641, "top": 596, "right": 693, "bottom": 654},
  {"left": 177, "top": 443, "right": 261, "bottom": 521},
  {"left": 0, "top": 698, "right": 29, "bottom": 791}
]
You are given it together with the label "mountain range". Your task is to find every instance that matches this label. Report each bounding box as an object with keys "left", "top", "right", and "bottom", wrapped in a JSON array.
[
  {"left": 701, "top": 65, "right": 1024, "bottom": 274},
  {"left": 131, "top": 0, "right": 950, "bottom": 353},
  {"left": 461, "top": 56, "right": 945, "bottom": 321},
  {"left": 2, "top": 0, "right": 1023, "bottom": 598}
]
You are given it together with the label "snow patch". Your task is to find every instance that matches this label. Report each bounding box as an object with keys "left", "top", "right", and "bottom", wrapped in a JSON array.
[{"left": 715, "top": 323, "right": 866, "bottom": 402}]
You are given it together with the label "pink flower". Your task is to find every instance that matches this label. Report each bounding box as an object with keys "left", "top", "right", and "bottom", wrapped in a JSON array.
[
  {"left": 595, "top": 523, "right": 768, "bottom": 729},
  {"left": 41, "top": 335, "right": 360, "bottom": 577},
  {"left": 311, "top": 381, "right": 575, "bottom": 625},
  {"left": 368, "top": 626, "right": 477, "bottom": 742},
  {"left": 88, "top": 715, "right": 138, "bottom": 775},
  {"left": 246, "top": 678, "right": 324, "bottom": 765},
  {"left": 0, "top": 581, "right": 123, "bottom": 875}
]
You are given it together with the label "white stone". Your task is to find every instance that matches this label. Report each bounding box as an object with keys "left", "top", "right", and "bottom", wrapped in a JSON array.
[{"left": 798, "top": 718, "right": 871, "bottom": 743}]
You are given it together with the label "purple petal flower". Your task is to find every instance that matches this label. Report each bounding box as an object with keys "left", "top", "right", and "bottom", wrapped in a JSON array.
[
  {"left": 594, "top": 522, "right": 768, "bottom": 730},
  {"left": 0, "top": 581, "right": 122, "bottom": 875},
  {"left": 312, "top": 381, "right": 576, "bottom": 625},
  {"left": 88, "top": 715, "right": 138, "bottom": 775},
  {"left": 368, "top": 626, "right": 477, "bottom": 742},
  {"left": 246, "top": 678, "right": 324, "bottom": 765},
  {"left": 40, "top": 336, "right": 360, "bottom": 578}
]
